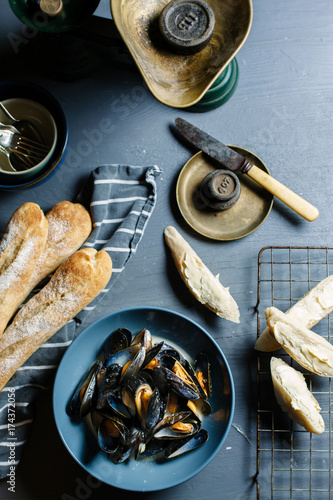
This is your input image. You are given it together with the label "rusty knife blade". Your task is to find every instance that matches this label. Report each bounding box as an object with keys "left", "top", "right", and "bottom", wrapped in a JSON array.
[{"left": 175, "top": 118, "right": 252, "bottom": 173}]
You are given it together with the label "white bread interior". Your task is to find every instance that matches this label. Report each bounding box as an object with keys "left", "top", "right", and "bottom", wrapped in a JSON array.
[
  {"left": 270, "top": 357, "right": 325, "bottom": 434},
  {"left": 255, "top": 275, "right": 333, "bottom": 352},
  {"left": 164, "top": 225, "right": 240, "bottom": 323},
  {"left": 266, "top": 308, "right": 333, "bottom": 377}
]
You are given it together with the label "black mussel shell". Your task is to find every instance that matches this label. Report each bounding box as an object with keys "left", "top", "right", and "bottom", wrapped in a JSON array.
[
  {"left": 138, "top": 437, "right": 169, "bottom": 458},
  {"left": 153, "top": 410, "right": 192, "bottom": 436},
  {"left": 95, "top": 363, "right": 122, "bottom": 410},
  {"left": 154, "top": 366, "right": 200, "bottom": 400},
  {"left": 194, "top": 351, "right": 212, "bottom": 398},
  {"left": 120, "top": 346, "right": 146, "bottom": 384},
  {"left": 154, "top": 417, "right": 200, "bottom": 440},
  {"left": 106, "top": 392, "right": 132, "bottom": 420},
  {"left": 104, "top": 343, "right": 140, "bottom": 369},
  {"left": 165, "top": 429, "right": 209, "bottom": 459},
  {"left": 131, "top": 328, "right": 152, "bottom": 351},
  {"left": 145, "top": 387, "right": 166, "bottom": 430},
  {"left": 142, "top": 341, "right": 164, "bottom": 370},
  {"left": 97, "top": 417, "right": 126, "bottom": 454},
  {"left": 102, "top": 328, "right": 132, "bottom": 359},
  {"left": 187, "top": 397, "right": 212, "bottom": 421},
  {"left": 108, "top": 444, "right": 133, "bottom": 464},
  {"left": 67, "top": 361, "right": 102, "bottom": 418}
]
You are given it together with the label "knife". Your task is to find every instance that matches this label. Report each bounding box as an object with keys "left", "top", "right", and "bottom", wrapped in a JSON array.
[{"left": 175, "top": 118, "right": 319, "bottom": 222}]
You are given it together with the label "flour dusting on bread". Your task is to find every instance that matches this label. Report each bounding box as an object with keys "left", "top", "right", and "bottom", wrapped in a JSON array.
[{"left": 0, "top": 248, "right": 112, "bottom": 391}]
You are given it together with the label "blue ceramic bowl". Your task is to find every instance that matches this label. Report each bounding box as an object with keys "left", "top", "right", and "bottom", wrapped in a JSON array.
[
  {"left": 0, "top": 81, "right": 68, "bottom": 190},
  {"left": 53, "top": 306, "right": 235, "bottom": 492}
]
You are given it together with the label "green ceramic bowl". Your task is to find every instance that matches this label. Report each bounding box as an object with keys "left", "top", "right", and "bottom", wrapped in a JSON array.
[{"left": 0, "top": 98, "right": 57, "bottom": 180}]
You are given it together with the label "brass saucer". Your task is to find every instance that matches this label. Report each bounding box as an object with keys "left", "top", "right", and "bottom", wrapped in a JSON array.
[{"left": 176, "top": 148, "right": 274, "bottom": 240}]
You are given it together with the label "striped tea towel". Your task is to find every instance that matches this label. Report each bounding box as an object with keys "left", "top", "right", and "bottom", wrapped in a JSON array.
[{"left": 0, "top": 163, "right": 161, "bottom": 479}]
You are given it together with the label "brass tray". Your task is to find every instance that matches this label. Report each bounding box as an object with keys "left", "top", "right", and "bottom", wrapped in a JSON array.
[
  {"left": 176, "top": 148, "right": 274, "bottom": 240},
  {"left": 110, "top": 0, "right": 253, "bottom": 108}
]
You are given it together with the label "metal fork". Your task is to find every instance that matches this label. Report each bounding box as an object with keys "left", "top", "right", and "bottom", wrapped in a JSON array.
[{"left": 0, "top": 123, "right": 50, "bottom": 162}]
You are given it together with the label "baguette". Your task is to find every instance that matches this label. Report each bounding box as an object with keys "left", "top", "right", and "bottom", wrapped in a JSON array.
[
  {"left": 27, "top": 200, "right": 92, "bottom": 292},
  {"left": 0, "top": 248, "right": 112, "bottom": 391},
  {"left": 0, "top": 203, "right": 48, "bottom": 337},
  {"left": 266, "top": 307, "right": 333, "bottom": 377},
  {"left": 270, "top": 357, "right": 324, "bottom": 434},
  {"left": 255, "top": 275, "right": 333, "bottom": 352},
  {"left": 164, "top": 225, "right": 239, "bottom": 323}
]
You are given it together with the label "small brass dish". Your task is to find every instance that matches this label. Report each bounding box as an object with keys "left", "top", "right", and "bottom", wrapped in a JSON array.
[
  {"left": 176, "top": 148, "right": 274, "bottom": 241},
  {"left": 110, "top": 0, "right": 253, "bottom": 108}
]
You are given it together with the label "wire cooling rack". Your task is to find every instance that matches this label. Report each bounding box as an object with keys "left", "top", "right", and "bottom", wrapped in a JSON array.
[{"left": 256, "top": 246, "right": 333, "bottom": 500}]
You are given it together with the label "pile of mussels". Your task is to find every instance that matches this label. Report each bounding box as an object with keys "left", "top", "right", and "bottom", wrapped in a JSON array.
[{"left": 67, "top": 327, "right": 212, "bottom": 464}]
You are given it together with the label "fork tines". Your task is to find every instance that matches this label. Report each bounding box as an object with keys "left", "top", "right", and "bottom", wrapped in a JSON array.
[{"left": 15, "top": 136, "right": 50, "bottom": 159}]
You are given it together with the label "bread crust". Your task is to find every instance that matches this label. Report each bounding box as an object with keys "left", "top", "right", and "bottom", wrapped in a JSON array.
[
  {"left": 266, "top": 307, "right": 333, "bottom": 377},
  {"left": 270, "top": 357, "right": 324, "bottom": 434},
  {"left": 0, "top": 203, "right": 48, "bottom": 337},
  {"left": 0, "top": 248, "right": 112, "bottom": 390},
  {"left": 28, "top": 200, "right": 92, "bottom": 291},
  {"left": 255, "top": 275, "right": 333, "bottom": 352},
  {"left": 164, "top": 225, "right": 239, "bottom": 322}
]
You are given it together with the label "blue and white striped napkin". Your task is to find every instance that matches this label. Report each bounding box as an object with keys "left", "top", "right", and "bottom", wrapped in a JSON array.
[{"left": 0, "top": 163, "right": 161, "bottom": 479}]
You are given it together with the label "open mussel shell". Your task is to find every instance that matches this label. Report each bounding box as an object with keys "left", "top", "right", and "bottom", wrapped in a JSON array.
[
  {"left": 152, "top": 410, "right": 192, "bottom": 437},
  {"left": 104, "top": 343, "right": 141, "bottom": 369},
  {"left": 154, "top": 417, "right": 201, "bottom": 440},
  {"left": 131, "top": 328, "right": 152, "bottom": 351},
  {"left": 138, "top": 437, "right": 169, "bottom": 458},
  {"left": 67, "top": 361, "right": 102, "bottom": 418},
  {"left": 120, "top": 346, "right": 146, "bottom": 383},
  {"left": 165, "top": 429, "right": 209, "bottom": 459},
  {"left": 154, "top": 365, "right": 200, "bottom": 400},
  {"left": 187, "top": 397, "right": 212, "bottom": 422},
  {"left": 194, "top": 351, "right": 212, "bottom": 398},
  {"left": 145, "top": 387, "right": 166, "bottom": 430},
  {"left": 95, "top": 363, "right": 122, "bottom": 410},
  {"left": 141, "top": 341, "right": 164, "bottom": 370},
  {"left": 97, "top": 416, "right": 126, "bottom": 454},
  {"left": 102, "top": 328, "right": 132, "bottom": 359},
  {"left": 105, "top": 392, "right": 133, "bottom": 420}
]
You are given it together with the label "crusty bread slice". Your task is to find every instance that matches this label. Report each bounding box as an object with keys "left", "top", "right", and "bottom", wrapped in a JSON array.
[
  {"left": 270, "top": 357, "right": 324, "bottom": 434},
  {"left": 27, "top": 200, "right": 92, "bottom": 292},
  {"left": 0, "top": 203, "right": 48, "bottom": 337},
  {"left": 0, "top": 248, "right": 112, "bottom": 391},
  {"left": 266, "top": 308, "right": 333, "bottom": 377},
  {"left": 164, "top": 225, "right": 239, "bottom": 323},
  {"left": 255, "top": 275, "right": 333, "bottom": 352}
]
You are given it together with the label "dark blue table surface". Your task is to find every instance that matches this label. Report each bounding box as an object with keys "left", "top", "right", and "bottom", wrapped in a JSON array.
[{"left": 0, "top": 0, "right": 332, "bottom": 498}]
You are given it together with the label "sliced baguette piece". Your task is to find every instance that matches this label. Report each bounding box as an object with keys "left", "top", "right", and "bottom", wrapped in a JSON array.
[
  {"left": 270, "top": 357, "right": 324, "bottom": 434},
  {"left": 255, "top": 275, "right": 333, "bottom": 352},
  {"left": 164, "top": 225, "right": 239, "bottom": 323},
  {"left": 0, "top": 203, "right": 48, "bottom": 337},
  {"left": 0, "top": 248, "right": 112, "bottom": 391},
  {"left": 266, "top": 308, "right": 333, "bottom": 377}
]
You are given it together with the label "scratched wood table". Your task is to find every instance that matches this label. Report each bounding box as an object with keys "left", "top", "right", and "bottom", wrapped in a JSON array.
[{"left": 0, "top": 0, "right": 332, "bottom": 499}]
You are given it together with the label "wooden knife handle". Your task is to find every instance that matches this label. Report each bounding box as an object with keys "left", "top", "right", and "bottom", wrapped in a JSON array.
[{"left": 247, "top": 165, "right": 319, "bottom": 222}]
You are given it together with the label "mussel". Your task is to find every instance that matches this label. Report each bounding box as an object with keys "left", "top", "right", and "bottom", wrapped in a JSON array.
[
  {"left": 67, "top": 361, "right": 102, "bottom": 418},
  {"left": 67, "top": 326, "right": 212, "bottom": 464}
]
